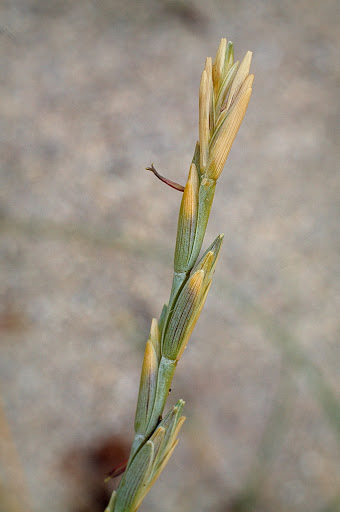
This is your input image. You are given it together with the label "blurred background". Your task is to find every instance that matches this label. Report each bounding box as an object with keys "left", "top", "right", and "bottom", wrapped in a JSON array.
[{"left": 1, "top": 1, "right": 339, "bottom": 511}]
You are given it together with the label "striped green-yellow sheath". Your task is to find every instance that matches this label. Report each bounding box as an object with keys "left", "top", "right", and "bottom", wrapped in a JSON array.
[
  {"left": 170, "top": 160, "right": 200, "bottom": 311},
  {"left": 134, "top": 319, "right": 161, "bottom": 435},
  {"left": 169, "top": 142, "right": 201, "bottom": 308},
  {"left": 129, "top": 356, "right": 177, "bottom": 462},
  {"left": 170, "top": 157, "right": 216, "bottom": 311},
  {"left": 134, "top": 340, "right": 158, "bottom": 436},
  {"left": 163, "top": 233, "right": 223, "bottom": 362},
  {"left": 130, "top": 319, "right": 162, "bottom": 460},
  {"left": 142, "top": 355, "right": 177, "bottom": 441},
  {"left": 174, "top": 162, "right": 199, "bottom": 274},
  {"left": 162, "top": 270, "right": 205, "bottom": 361}
]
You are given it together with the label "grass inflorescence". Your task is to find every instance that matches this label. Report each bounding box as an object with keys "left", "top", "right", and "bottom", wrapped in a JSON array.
[{"left": 106, "top": 38, "right": 253, "bottom": 512}]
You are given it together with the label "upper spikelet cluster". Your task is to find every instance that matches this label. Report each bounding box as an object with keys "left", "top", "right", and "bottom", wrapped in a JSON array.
[
  {"left": 199, "top": 38, "right": 253, "bottom": 180},
  {"left": 173, "top": 40, "right": 253, "bottom": 277}
]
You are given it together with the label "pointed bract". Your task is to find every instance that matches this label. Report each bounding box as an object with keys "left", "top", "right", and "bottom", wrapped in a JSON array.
[
  {"left": 206, "top": 86, "right": 252, "bottom": 180},
  {"left": 199, "top": 70, "right": 211, "bottom": 171},
  {"left": 150, "top": 317, "right": 161, "bottom": 360},
  {"left": 162, "top": 270, "right": 205, "bottom": 360},
  {"left": 215, "top": 61, "right": 239, "bottom": 117},
  {"left": 134, "top": 340, "right": 158, "bottom": 435},
  {"left": 192, "top": 233, "right": 224, "bottom": 279},
  {"left": 225, "top": 50, "right": 252, "bottom": 111},
  {"left": 213, "top": 38, "right": 227, "bottom": 96},
  {"left": 224, "top": 41, "right": 234, "bottom": 74},
  {"left": 174, "top": 162, "right": 199, "bottom": 273}
]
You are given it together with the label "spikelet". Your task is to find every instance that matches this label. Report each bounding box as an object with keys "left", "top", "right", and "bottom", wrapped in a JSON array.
[
  {"left": 162, "top": 270, "right": 204, "bottom": 361},
  {"left": 164, "top": 233, "right": 223, "bottom": 362},
  {"left": 199, "top": 69, "right": 211, "bottom": 171},
  {"left": 212, "top": 37, "right": 227, "bottom": 96},
  {"left": 174, "top": 162, "right": 200, "bottom": 273}
]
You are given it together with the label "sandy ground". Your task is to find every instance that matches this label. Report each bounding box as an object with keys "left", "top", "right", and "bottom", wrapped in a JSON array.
[{"left": 1, "top": 1, "right": 339, "bottom": 511}]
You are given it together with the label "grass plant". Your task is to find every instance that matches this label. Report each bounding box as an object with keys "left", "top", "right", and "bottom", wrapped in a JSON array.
[{"left": 105, "top": 38, "right": 254, "bottom": 512}]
